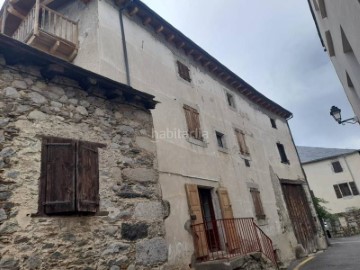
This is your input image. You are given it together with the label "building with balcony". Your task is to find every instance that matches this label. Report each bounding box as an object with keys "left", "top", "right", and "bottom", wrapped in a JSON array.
[
  {"left": 308, "top": 0, "right": 360, "bottom": 120},
  {"left": 0, "top": 0, "right": 327, "bottom": 269}
]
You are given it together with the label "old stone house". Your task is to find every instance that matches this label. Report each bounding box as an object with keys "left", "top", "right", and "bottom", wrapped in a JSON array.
[
  {"left": 0, "top": 35, "right": 168, "bottom": 269},
  {"left": 298, "top": 146, "right": 360, "bottom": 237},
  {"left": 0, "top": 0, "right": 327, "bottom": 269}
]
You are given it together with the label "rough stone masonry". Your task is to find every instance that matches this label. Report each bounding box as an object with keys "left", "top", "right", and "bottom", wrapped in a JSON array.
[{"left": 0, "top": 54, "right": 169, "bottom": 270}]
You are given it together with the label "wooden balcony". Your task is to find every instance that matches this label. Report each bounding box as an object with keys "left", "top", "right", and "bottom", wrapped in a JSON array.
[{"left": 11, "top": 1, "right": 78, "bottom": 61}]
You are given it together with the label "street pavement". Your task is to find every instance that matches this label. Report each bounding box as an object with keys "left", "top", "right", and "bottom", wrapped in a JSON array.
[{"left": 292, "top": 235, "right": 360, "bottom": 270}]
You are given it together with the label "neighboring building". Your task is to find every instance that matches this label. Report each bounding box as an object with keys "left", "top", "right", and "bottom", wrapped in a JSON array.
[
  {"left": 298, "top": 146, "right": 360, "bottom": 236},
  {"left": 308, "top": 0, "right": 360, "bottom": 119},
  {"left": 1, "top": 0, "right": 326, "bottom": 269}
]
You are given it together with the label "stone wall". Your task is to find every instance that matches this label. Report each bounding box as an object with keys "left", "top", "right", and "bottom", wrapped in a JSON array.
[
  {"left": 0, "top": 56, "right": 169, "bottom": 270},
  {"left": 329, "top": 210, "right": 360, "bottom": 238}
]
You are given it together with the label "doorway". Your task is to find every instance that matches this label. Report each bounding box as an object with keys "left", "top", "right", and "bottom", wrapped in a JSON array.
[{"left": 198, "top": 188, "right": 221, "bottom": 251}]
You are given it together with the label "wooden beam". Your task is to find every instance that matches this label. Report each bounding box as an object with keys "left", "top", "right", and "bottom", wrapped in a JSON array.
[
  {"left": 50, "top": 41, "right": 60, "bottom": 54},
  {"left": 211, "top": 66, "right": 218, "bottom": 72},
  {"left": 204, "top": 61, "right": 211, "bottom": 67},
  {"left": 128, "top": 6, "right": 139, "bottom": 16},
  {"left": 40, "top": 0, "right": 56, "bottom": 5},
  {"left": 196, "top": 54, "right": 202, "bottom": 61},
  {"left": 178, "top": 41, "right": 185, "bottom": 49},
  {"left": 156, "top": 25, "right": 164, "bottom": 33},
  {"left": 7, "top": 4, "right": 26, "bottom": 20},
  {"left": 167, "top": 34, "right": 175, "bottom": 42},
  {"left": 143, "top": 17, "right": 151, "bottom": 26},
  {"left": 186, "top": 48, "right": 194, "bottom": 56}
]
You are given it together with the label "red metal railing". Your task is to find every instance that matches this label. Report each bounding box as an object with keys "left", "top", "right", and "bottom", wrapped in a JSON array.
[{"left": 191, "top": 218, "right": 278, "bottom": 268}]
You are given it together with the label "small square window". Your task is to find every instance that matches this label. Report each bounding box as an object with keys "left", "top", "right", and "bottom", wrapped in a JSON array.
[
  {"left": 226, "top": 93, "right": 236, "bottom": 108},
  {"left": 244, "top": 159, "right": 250, "bottom": 167},
  {"left": 216, "top": 131, "right": 225, "bottom": 148},
  {"left": 331, "top": 161, "right": 343, "bottom": 173},
  {"left": 177, "top": 61, "right": 191, "bottom": 82},
  {"left": 270, "top": 118, "right": 277, "bottom": 129}
]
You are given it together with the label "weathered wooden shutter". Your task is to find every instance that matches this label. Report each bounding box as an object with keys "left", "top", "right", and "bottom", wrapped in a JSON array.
[
  {"left": 217, "top": 187, "right": 242, "bottom": 252},
  {"left": 235, "top": 130, "right": 249, "bottom": 155},
  {"left": 185, "top": 184, "right": 209, "bottom": 258},
  {"left": 42, "top": 137, "right": 76, "bottom": 214},
  {"left": 250, "top": 189, "right": 265, "bottom": 218},
  {"left": 349, "top": 182, "right": 359, "bottom": 196},
  {"left": 184, "top": 105, "right": 202, "bottom": 140},
  {"left": 177, "top": 61, "right": 191, "bottom": 82},
  {"left": 333, "top": 185, "right": 342, "bottom": 198},
  {"left": 76, "top": 141, "right": 100, "bottom": 213}
]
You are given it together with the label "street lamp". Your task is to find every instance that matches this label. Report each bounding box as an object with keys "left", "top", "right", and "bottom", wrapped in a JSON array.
[{"left": 330, "top": 106, "right": 358, "bottom": 125}]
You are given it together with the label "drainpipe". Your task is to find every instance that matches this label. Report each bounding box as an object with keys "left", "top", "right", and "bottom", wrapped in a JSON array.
[{"left": 118, "top": 0, "right": 133, "bottom": 86}]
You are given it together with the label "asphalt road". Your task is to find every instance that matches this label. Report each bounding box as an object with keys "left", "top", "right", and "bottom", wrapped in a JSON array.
[{"left": 299, "top": 235, "right": 360, "bottom": 270}]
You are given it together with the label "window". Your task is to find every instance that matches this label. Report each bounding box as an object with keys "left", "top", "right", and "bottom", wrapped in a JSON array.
[
  {"left": 270, "top": 118, "right": 277, "bottom": 129},
  {"left": 276, "top": 143, "right": 289, "bottom": 164},
  {"left": 215, "top": 131, "right": 225, "bottom": 148},
  {"left": 334, "top": 182, "right": 360, "bottom": 198},
  {"left": 325, "top": 31, "right": 335, "bottom": 56},
  {"left": 235, "top": 129, "right": 250, "bottom": 156},
  {"left": 226, "top": 93, "right": 236, "bottom": 108},
  {"left": 177, "top": 61, "right": 191, "bottom": 82},
  {"left": 183, "top": 105, "right": 202, "bottom": 140},
  {"left": 331, "top": 161, "right": 343, "bottom": 173},
  {"left": 341, "top": 26, "right": 353, "bottom": 53},
  {"left": 250, "top": 188, "right": 265, "bottom": 219},
  {"left": 312, "top": 0, "right": 319, "bottom": 11},
  {"left": 38, "top": 137, "right": 105, "bottom": 215},
  {"left": 318, "top": 0, "right": 327, "bottom": 18},
  {"left": 347, "top": 72, "right": 354, "bottom": 88},
  {"left": 244, "top": 159, "right": 250, "bottom": 167}
]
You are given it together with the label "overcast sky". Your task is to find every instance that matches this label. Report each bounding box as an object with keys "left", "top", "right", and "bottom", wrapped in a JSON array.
[{"left": 1, "top": 0, "right": 359, "bottom": 149}]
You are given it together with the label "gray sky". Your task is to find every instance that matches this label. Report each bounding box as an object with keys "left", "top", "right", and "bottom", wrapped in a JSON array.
[{"left": 1, "top": 0, "right": 359, "bottom": 148}]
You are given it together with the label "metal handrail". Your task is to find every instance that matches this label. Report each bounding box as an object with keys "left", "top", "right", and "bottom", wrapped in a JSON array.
[{"left": 190, "top": 217, "right": 278, "bottom": 268}]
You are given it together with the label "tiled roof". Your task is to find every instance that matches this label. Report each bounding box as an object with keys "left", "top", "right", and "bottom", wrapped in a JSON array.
[{"left": 296, "top": 146, "right": 358, "bottom": 164}]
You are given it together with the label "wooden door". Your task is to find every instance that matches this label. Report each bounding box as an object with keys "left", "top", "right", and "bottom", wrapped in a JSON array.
[
  {"left": 185, "top": 184, "right": 209, "bottom": 258},
  {"left": 281, "top": 183, "right": 317, "bottom": 253},
  {"left": 218, "top": 188, "right": 242, "bottom": 253}
]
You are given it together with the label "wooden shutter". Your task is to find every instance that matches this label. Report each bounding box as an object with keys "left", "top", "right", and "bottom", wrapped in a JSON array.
[
  {"left": 332, "top": 161, "right": 343, "bottom": 173},
  {"left": 235, "top": 130, "right": 249, "bottom": 155},
  {"left": 185, "top": 184, "right": 209, "bottom": 257},
  {"left": 76, "top": 141, "right": 100, "bottom": 213},
  {"left": 184, "top": 105, "right": 202, "bottom": 140},
  {"left": 217, "top": 187, "right": 242, "bottom": 252},
  {"left": 349, "top": 182, "right": 359, "bottom": 196},
  {"left": 177, "top": 61, "right": 191, "bottom": 82},
  {"left": 41, "top": 137, "right": 76, "bottom": 214},
  {"left": 333, "top": 185, "right": 342, "bottom": 198},
  {"left": 250, "top": 189, "right": 265, "bottom": 218}
]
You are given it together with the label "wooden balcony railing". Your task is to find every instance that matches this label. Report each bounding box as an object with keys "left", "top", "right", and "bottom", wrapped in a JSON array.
[
  {"left": 191, "top": 218, "right": 278, "bottom": 268},
  {"left": 11, "top": 1, "right": 78, "bottom": 61}
]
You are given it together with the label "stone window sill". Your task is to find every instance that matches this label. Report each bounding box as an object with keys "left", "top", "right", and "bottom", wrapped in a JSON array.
[
  {"left": 30, "top": 210, "right": 109, "bottom": 218},
  {"left": 186, "top": 137, "right": 207, "bottom": 147},
  {"left": 218, "top": 147, "right": 229, "bottom": 154}
]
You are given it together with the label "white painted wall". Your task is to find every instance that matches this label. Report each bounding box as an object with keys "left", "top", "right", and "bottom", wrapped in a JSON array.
[
  {"left": 310, "top": 0, "right": 360, "bottom": 119},
  {"left": 303, "top": 152, "right": 360, "bottom": 214},
  {"left": 57, "top": 0, "right": 326, "bottom": 266}
]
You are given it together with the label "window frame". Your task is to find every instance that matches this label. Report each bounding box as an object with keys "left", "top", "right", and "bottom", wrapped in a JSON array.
[
  {"left": 235, "top": 129, "right": 250, "bottom": 156},
  {"left": 177, "top": 60, "right": 191, "bottom": 82},
  {"left": 250, "top": 188, "right": 265, "bottom": 220},
  {"left": 270, "top": 118, "right": 277, "bottom": 129},
  {"left": 325, "top": 31, "right": 335, "bottom": 57},
  {"left": 215, "top": 131, "right": 226, "bottom": 149},
  {"left": 276, "top": 143, "right": 289, "bottom": 164},
  {"left": 37, "top": 136, "right": 105, "bottom": 216},
  {"left": 333, "top": 182, "right": 360, "bottom": 199},
  {"left": 226, "top": 92, "right": 236, "bottom": 109},
  {"left": 318, "top": 0, "right": 327, "bottom": 18},
  {"left": 183, "top": 105, "right": 202, "bottom": 141},
  {"left": 331, "top": 160, "right": 343, "bottom": 173}
]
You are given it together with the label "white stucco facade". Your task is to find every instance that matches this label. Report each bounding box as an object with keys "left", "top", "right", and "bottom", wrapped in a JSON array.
[
  {"left": 309, "top": 0, "right": 360, "bottom": 119},
  {"left": 52, "top": 0, "right": 327, "bottom": 267},
  {"left": 303, "top": 152, "right": 360, "bottom": 214}
]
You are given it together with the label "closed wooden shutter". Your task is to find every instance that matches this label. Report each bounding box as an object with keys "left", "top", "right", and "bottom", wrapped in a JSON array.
[
  {"left": 331, "top": 161, "right": 343, "bottom": 173},
  {"left": 185, "top": 184, "right": 209, "bottom": 257},
  {"left": 349, "top": 182, "right": 359, "bottom": 196},
  {"left": 217, "top": 188, "right": 242, "bottom": 252},
  {"left": 235, "top": 130, "right": 249, "bottom": 155},
  {"left": 184, "top": 105, "right": 202, "bottom": 140},
  {"left": 333, "top": 185, "right": 342, "bottom": 198},
  {"left": 76, "top": 141, "right": 100, "bottom": 213},
  {"left": 177, "top": 61, "right": 191, "bottom": 82},
  {"left": 250, "top": 189, "right": 265, "bottom": 218},
  {"left": 42, "top": 137, "right": 76, "bottom": 214}
]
